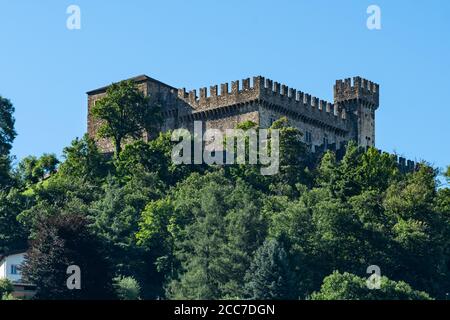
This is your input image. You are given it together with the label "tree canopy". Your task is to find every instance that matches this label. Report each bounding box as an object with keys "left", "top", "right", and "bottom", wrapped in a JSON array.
[
  {"left": 1, "top": 91, "right": 449, "bottom": 300},
  {"left": 91, "top": 80, "right": 161, "bottom": 156},
  {"left": 310, "top": 271, "right": 432, "bottom": 300},
  {"left": 0, "top": 96, "right": 16, "bottom": 190}
]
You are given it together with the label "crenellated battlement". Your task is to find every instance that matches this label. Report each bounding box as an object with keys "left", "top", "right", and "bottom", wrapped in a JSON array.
[
  {"left": 334, "top": 76, "right": 379, "bottom": 108},
  {"left": 328, "top": 146, "right": 419, "bottom": 173},
  {"left": 258, "top": 77, "right": 349, "bottom": 130},
  {"left": 88, "top": 73, "right": 380, "bottom": 154},
  {"left": 368, "top": 148, "right": 418, "bottom": 173},
  {"left": 178, "top": 76, "right": 349, "bottom": 132},
  {"left": 177, "top": 76, "right": 262, "bottom": 105},
  {"left": 395, "top": 156, "right": 418, "bottom": 173}
]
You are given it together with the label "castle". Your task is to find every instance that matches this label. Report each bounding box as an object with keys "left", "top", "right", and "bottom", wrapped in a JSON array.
[{"left": 87, "top": 75, "right": 379, "bottom": 156}]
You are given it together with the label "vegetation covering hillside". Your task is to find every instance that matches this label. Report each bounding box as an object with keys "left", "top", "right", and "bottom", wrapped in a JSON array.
[{"left": 1, "top": 89, "right": 449, "bottom": 300}]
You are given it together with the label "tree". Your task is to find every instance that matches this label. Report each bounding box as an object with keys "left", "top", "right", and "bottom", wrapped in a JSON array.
[
  {"left": 0, "top": 96, "right": 16, "bottom": 157},
  {"left": 269, "top": 117, "right": 313, "bottom": 193},
  {"left": 91, "top": 80, "right": 161, "bottom": 156},
  {"left": 21, "top": 213, "right": 114, "bottom": 299},
  {"left": 1, "top": 292, "right": 15, "bottom": 300},
  {"left": 0, "top": 279, "right": 14, "bottom": 299},
  {"left": 244, "top": 239, "right": 295, "bottom": 300},
  {"left": 0, "top": 157, "right": 11, "bottom": 191},
  {"left": 318, "top": 144, "right": 399, "bottom": 199},
  {"left": 162, "top": 171, "right": 266, "bottom": 299},
  {"left": 318, "top": 145, "right": 358, "bottom": 198},
  {"left": 224, "top": 121, "right": 269, "bottom": 192},
  {"left": 17, "top": 154, "right": 59, "bottom": 186},
  {"left": 113, "top": 276, "right": 141, "bottom": 300},
  {"left": 115, "top": 140, "right": 167, "bottom": 184},
  {"left": 317, "top": 151, "right": 339, "bottom": 194},
  {"left": 382, "top": 165, "right": 448, "bottom": 296},
  {"left": 58, "top": 134, "right": 108, "bottom": 182},
  {"left": 0, "top": 96, "right": 16, "bottom": 190},
  {"left": 137, "top": 198, "right": 174, "bottom": 259},
  {"left": 0, "top": 189, "right": 28, "bottom": 253},
  {"left": 355, "top": 148, "right": 399, "bottom": 192},
  {"left": 89, "top": 174, "right": 164, "bottom": 299},
  {"left": 310, "top": 271, "right": 432, "bottom": 300}
]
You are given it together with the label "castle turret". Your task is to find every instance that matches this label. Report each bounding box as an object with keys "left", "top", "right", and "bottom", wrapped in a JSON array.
[{"left": 334, "top": 77, "right": 379, "bottom": 148}]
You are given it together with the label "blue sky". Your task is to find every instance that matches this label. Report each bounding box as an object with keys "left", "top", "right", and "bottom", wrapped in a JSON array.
[{"left": 1, "top": 0, "right": 449, "bottom": 173}]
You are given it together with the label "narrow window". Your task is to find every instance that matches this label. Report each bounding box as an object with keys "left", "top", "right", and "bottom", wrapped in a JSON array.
[
  {"left": 305, "top": 131, "right": 312, "bottom": 144},
  {"left": 11, "top": 264, "right": 18, "bottom": 275}
]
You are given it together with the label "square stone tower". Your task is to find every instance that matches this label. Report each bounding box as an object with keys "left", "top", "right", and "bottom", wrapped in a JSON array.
[{"left": 334, "top": 77, "right": 379, "bottom": 148}]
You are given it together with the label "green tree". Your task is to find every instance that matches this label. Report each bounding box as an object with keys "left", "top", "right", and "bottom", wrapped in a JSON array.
[
  {"left": 310, "top": 271, "right": 432, "bottom": 300},
  {"left": 116, "top": 132, "right": 200, "bottom": 186},
  {"left": 0, "top": 278, "right": 14, "bottom": 299},
  {"left": 225, "top": 118, "right": 313, "bottom": 196},
  {"left": 318, "top": 144, "right": 399, "bottom": 199},
  {"left": 91, "top": 80, "right": 161, "bottom": 156},
  {"left": 137, "top": 198, "right": 174, "bottom": 262},
  {"left": 89, "top": 174, "right": 164, "bottom": 298},
  {"left": 311, "top": 197, "right": 368, "bottom": 281},
  {"left": 113, "top": 276, "right": 141, "bottom": 300},
  {"left": 17, "top": 154, "right": 59, "bottom": 186},
  {"left": 381, "top": 165, "right": 449, "bottom": 296},
  {"left": 1, "top": 293, "right": 16, "bottom": 300},
  {"left": 58, "top": 134, "right": 109, "bottom": 182},
  {"left": 316, "top": 151, "right": 339, "bottom": 195},
  {"left": 161, "top": 171, "right": 266, "bottom": 299},
  {"left": 225, "top": 121, "right": 269, "bottom": 191},
  {"left": 333, "top": 141, "right": 363, "bottom": 198},
  {"left": 0, "top": 96, "right": 16, "bottom": 190},
  {"left": 244, "top": 239, "right": 295, "bottom": 300},
  {"left": 355, "top": 148, "right": 399, "bottom": 192},
  {"left": 269, "top": 117, "right": 313, "bottom": 194},
  {"left": 22, "top": 213, "right": 114, "bottom": 300},
  {"left": 0, "top": 189, "right": 28, "bottom": 253},
  {"left": 0, "top": 96, "right": 15, "bottom": 155}
]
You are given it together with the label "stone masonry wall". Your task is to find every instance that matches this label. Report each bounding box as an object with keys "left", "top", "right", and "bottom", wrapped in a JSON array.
[{"left": 87, "top": 74, "right": 379, "bottom": 155}]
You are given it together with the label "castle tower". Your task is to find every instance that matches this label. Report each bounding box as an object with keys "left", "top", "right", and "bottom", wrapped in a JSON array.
[{"left": 334, "top": 77, "right": 379, "bottom": 148}]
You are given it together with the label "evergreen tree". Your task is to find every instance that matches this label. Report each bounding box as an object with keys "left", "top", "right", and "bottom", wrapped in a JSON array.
[
  {"left": 0, "top": 189, "right": 28, "bottom": 253},
  {"left": 0, "top": 96, "right": 16, "bottom": 190},
  {"left": 244, "top": 239, "right": 295, "bottom": 300},
  {"left": 162, "top": 171, "right": 266, "bottom": 299},
  {"left": 22, "top": 213, "right": 114, "bottom": 299}
]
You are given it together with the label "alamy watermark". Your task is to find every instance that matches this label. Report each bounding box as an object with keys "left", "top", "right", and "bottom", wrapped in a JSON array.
[
  {"left": 171, "top": 121, "right": 280, "bottom": 175},
  {"left": 367, "top": 5, "right": 381, "bottom": 30},
  {"left": 66, "top": 5, "right": 81, "bottom": 30},
  {"left": 66, "top": 265, "right": 81, "bottom": 290},
  {"left": 366, "top": 265, "right": 381, "bottom": 290}
]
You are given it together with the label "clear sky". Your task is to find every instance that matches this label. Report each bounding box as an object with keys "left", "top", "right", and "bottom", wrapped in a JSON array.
[{"left": 1, "top": 0, "right": 449, "bottom": 173}]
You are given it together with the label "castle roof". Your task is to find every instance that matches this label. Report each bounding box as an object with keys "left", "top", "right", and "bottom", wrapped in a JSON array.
[{"left": 86, "top": 74, "right": 176, "bottom": 95}]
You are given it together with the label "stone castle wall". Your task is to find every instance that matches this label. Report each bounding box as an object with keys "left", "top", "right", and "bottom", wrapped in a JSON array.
[{"left": 87, "top": 74, "right": 379, "bottom": 154}]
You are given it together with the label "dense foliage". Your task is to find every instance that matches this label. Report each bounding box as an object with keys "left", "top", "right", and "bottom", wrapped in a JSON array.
[
  {"left": 0, "top": 96, "right": 16, "bottom": 191},
  {"left": 91, "top": 80, "right": 161, "bottom": 155},
  {"left": 310, "top": 271, "right": 432, "bottom": 300},
  {"left": 0, "top": 88, "right": 449, "bottom": 300},
  {"left": 0, "top": 278, "right": 14, "bottom": 300}
]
